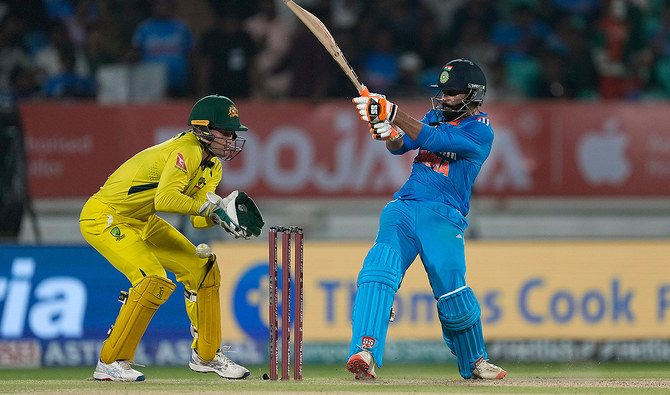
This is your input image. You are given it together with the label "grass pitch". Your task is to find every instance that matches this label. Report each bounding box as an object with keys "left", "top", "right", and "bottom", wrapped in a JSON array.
[{"left": 2, "top": 363, "right": 670, "bottom": 394}]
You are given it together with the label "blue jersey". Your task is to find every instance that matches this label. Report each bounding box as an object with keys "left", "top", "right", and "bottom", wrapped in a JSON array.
[{"left": 389, "top": 110, "right": 493, "bottom": 217}]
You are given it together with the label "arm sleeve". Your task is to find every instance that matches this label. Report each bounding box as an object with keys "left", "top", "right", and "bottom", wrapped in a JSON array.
[
  {"left": 191, "top": 215, "right": 214, "bottom": 229},
  {"left": 388, "top": 109, "right": 437, "bottom": 155},
  {"left": 189, "top": 160, "right": 223, "bottom": 229},
  {"left": 388, "top": 133, "right": 418, "bottom": 155},
  {"left": 154, "top": 150, "right": 213, "bottom": 215},
  {"left": 414, "top": 122, "right": 493, "bottom": 156}
]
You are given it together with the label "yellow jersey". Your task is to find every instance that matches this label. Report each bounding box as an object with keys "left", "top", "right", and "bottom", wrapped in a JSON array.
[{"left": 92, "top": 131, "right": 222, "bottom": 223}]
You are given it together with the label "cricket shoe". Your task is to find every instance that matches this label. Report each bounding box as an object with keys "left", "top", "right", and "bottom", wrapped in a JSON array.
[
  {"left": 189, "top": 348, "right": 250, "bottom": 379},
  {"left": 471, "top": 357, "right": 506, "bottom": 380},
  {"left": 346, "top": 350, "right": 377, "bottom": 380},
  {"left": 93, "top": 359, "right": 145, "bottom": 382}
]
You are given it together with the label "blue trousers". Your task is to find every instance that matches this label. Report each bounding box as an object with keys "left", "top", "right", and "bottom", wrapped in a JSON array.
[{"left": 349, "top": 199, "right": 471, "bottom": 366}]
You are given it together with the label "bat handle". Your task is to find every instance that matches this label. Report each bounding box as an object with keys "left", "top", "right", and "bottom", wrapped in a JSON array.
[{"left": 358, "top": 86, "right": 369, "bottom": 96}]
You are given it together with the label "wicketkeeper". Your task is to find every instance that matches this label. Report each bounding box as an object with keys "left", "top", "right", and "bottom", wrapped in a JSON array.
[
  {"left": 346, "top": 59, "right": 506, "bottom": 380},
  {"left": 80, "top": 95, "right": 264, "bottom": 381}
]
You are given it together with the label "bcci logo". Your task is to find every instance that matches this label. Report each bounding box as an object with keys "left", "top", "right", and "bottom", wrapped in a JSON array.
[
  {"left": 439, "top": 65, "right": 453, "bottom": 84},
  {"left": 110, "top": 226, "right": 125, "bottom": 241}
]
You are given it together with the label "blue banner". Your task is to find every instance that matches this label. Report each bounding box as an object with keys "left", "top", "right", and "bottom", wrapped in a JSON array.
[{"left": 0, "top": 245, "right": 196, "bottom": 367}]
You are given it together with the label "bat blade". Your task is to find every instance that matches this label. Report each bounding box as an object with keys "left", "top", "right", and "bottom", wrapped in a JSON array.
[{"left": 284, "top": 0, "right": 368, "bottom": 96}]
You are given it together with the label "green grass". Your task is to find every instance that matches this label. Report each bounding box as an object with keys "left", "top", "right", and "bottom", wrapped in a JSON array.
[{"left": 1, "top": 363, "right": 670, "bottom": 394}]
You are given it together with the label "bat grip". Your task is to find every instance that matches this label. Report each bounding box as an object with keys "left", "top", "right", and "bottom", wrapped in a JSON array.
[{"left": 358, "top": 87, "right": 369, "bottom": 96}]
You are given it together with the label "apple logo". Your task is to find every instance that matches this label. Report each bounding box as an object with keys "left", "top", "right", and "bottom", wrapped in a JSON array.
[{"left": 577, "top": 117, "right": 631, "bottom": 186}]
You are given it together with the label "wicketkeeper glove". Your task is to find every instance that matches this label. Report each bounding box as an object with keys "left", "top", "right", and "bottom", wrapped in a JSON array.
[
  {"left": 199, "top": 191, "right": 264, "bottom": 239},
  {"left": 353, "top": 93, "right": 397, "bottom": 124}
]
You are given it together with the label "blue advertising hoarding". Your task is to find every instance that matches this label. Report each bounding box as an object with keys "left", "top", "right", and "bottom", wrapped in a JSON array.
[{"left": 0, "top": 245, "right": 194, "bottom": 367}]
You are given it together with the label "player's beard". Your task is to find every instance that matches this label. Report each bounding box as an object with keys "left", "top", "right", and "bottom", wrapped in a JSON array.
[{"left": 439, "top": 101, "right": 469, "bottom": 122}]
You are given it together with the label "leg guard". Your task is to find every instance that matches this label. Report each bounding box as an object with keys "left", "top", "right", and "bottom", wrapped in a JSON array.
[
  {"left": 437, "top": 286, "right": 487, "bottom": 379},
  {"left": 348, "top": 244, "right": 403, "bottom": 367},
  {"left": 100, "top": 275, "right": 175, "bottom": 363},
  {"left": 186, "top": 256, "right": 221, "bottom": 362}
]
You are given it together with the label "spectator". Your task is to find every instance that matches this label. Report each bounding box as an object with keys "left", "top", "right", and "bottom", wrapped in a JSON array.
[
  {"left": 551, "top": 0, "right": 600, "bottom": 25},
  {"left": 43, "top": 45, "right": 95, "bottom": 98},
  {"left": 412, "top": 4, "right": 450, "bottom": 69},
  {"left": 9, "top": 64, "right": 42, "bottom": 100},
  {"left": 131, "top": 0, "right": 194, "bottom": 97},
  {"left": 0, "top": 11, "right": 33, "bottom": 92},
  {"left": 83, "top": 24, "right": 119, "bottom": 76},
  {"left": 449, "top": 0, "right": 500, "bottom": 45},
  {"left": 647, "top": 3, "right": 670, "bottom": 95},
  {"left": 544, "top": 13, "right": 598, "bottom": 98},
  {"left": 490, "top": 3, "right": 552, "bottom": 97},
  {"left": 490, "top": 3, "right": 552, "bottom": 62},
  {"left": 452, "top": 20, "right": 499, "bottom": 75},
  {"left": 330, "top": 0, "right": 363, "bottom": 31},
  {"left": 287, "top": 21, "right": 332, "bottom": 99},
  {"left": 63, "top": 0, "right": 100, "bottom": 48},
  {"left": 590, "top": 0, "right": 647, "bottom": 99},
  {"left": 385, "top": 0, "right": 421, "bottom": 54},
  {"left": 360, "top": 26, "right": 401, "bottom": 93},
  {"left": 0, "top": 73, "right": 30, "bottom": 241},
  {"left": 33, "top": 20, "right": 90, "bottom": 82},
  {"left": 394, "top": 51, "right": 426, "bottom": 98},
  {"left": 195, "top": 9, "right": 256, "bottom": 99},
  {"left": 244, "top": 0, "right": 294, "bottom": 98}
]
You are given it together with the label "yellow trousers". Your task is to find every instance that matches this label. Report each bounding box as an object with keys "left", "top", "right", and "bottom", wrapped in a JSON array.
[{"left": 80, "top": 197, "right": 211, "bottom": 356}]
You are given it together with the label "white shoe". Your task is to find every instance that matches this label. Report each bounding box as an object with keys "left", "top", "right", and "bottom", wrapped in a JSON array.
[
  {"left": 93, "top": 359, "right": 145, "bottom": 382},
  {"left": 189, "top": 348, "right": 250, "bottom": 379},
  {"left": 346, "top": 350, "right": 377, "bottom": 380},
  {"left": 471, "top": 357, "right": 506, "bottom": 380}
]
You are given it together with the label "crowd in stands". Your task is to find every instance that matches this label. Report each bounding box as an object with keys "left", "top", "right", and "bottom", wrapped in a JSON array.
[{"left": 2, "top": 0, "right": 670, "bottom": 103}]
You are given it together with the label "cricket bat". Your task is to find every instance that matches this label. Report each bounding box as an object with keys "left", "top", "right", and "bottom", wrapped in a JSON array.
[{"left": 284, "top": 0, "right": 369, "bottom": 96}]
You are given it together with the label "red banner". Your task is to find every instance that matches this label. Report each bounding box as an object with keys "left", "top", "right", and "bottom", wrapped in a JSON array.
[{"left": 19, "top": 100, "right": 670, "bottom": 198}]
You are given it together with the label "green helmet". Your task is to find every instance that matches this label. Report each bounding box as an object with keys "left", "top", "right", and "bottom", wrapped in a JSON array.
[{"left": 188, "top": 95, "right": 248, "bottom": 131}]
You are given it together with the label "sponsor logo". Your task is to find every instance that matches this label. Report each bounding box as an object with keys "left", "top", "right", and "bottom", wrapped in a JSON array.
[
  {"left": 194, "top": 177, "right": 206, "bottom": 190},
  {"left": 414, "top": 150, "right": 453, "bottom": 177},
  {"left": 232, "top": 263, "right": 293, "bottom": 341},
  {"left": 110, "top": 226, "right": 125, "bottom": 241},
  {"left": 362, "top": 336, "right": 376, "bottom": 348},
  {"left": 0, "top": 258, "right": 86, "bottom": 340},
  {"left": 175, "top": 153, "right": 187, "bottom": 172}
]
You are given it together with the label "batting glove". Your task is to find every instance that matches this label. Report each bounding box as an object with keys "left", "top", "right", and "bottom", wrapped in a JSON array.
[
  {"left": 353, "top": 93, "right": 397, "bottom": 124},
  {"left": 370, "top": 121, "right": 402, "bottom": 140}
]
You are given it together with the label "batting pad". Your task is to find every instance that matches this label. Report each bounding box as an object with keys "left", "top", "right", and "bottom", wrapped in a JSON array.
[
  {"left": 349, "top": 243, "right": 403, "bottom": 367},
  {"left": 193, "top": 257, "right": 221, "bottom": 361},
  {"left": 100, "top": 275, "right": 175, "bottom": 363},
  {"left": 437, "top": 286, "right": 486, "bottom": 379}
]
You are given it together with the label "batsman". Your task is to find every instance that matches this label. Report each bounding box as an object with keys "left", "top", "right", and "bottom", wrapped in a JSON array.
[
  {"left": 79, "top": 95, "right": 264, "bottom": 381},
  {"left": 346, "top": 59, "right": 506, "bottom": 380}
]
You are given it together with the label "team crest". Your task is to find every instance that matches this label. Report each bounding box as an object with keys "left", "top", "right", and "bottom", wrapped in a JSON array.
[
  {"left": 439, "top": 65, "right": 453, "bottom": 84},
  {"left": 195, "top": 177, "right": 206, "bottom": 190},
  {"left": 175, "top": 153, "right": 187, "bottom": 172},
  {"left": 228, "top": 105, "right": 240, "bottom": 118},
  {"left": 110, "top": 226, "right": 125, "bottom": 241}
]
